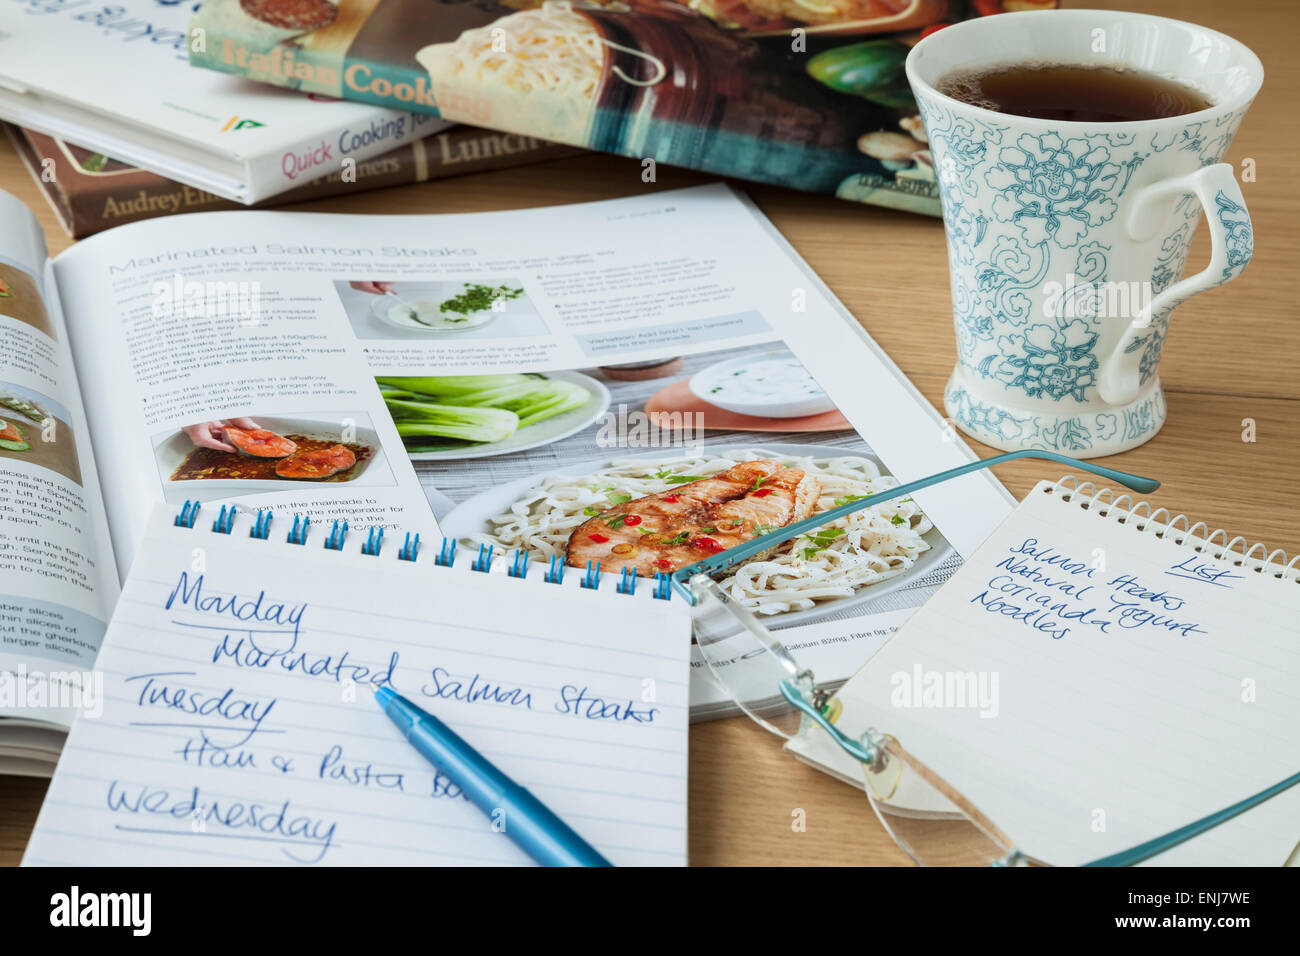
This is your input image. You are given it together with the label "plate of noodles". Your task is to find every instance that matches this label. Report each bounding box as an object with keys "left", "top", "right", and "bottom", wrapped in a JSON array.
[{"left": 438, "top": 444, "right": 953, "bottom": 627}]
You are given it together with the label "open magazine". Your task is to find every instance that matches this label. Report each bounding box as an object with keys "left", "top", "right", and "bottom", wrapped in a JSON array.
[
  {"left": 0, "top": 181, "right": 1011, "bottom": 774},
  {"left": 187, "top": 0, "right": 1057, "bottom": 212}
]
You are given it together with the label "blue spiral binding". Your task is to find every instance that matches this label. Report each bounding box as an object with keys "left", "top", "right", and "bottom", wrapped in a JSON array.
[
  {"left": 398, "top": 532, "right": 420, "bottom": 562},
  {"left": 250, "top": 510, "right": 273, "bottom": 539},
  {"left": 361, "top": 526, "right": 384, "bottom": 556},
  {"left": 211, "top": 505, "right": 236, "bottom": 534},
  {"left": 175, "top": 500, "right": 200, "bottom": 528},
  {"left": 617, "top": 567, "right": 638, "bottom": 595},
  {"left": 324, "top": 520, "right": 349, "bottom": 551},
  {"left": 171, "top": 505, "right": 673, "bottom": 603},
  {"left": 288, "top": 514, "right": 311, "bottom": 545},
  {"left": 508, "top": 549, "right": 529, "bottom": 579}
]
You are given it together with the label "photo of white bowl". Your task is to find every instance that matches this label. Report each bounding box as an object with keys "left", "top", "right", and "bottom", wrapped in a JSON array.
[
  {"left": 371, "top": 294, "right": 498, "bottom": 334},
  {"left": 689, "top": 349, "right": 837, "bottom": 418},
  {"left": 337, "top": 278, "right": 547, "bottom": 342}
]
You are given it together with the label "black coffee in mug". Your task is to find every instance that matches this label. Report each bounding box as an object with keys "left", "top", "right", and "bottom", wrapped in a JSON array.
[{"left": 936, "top": 62, "right": 1213, "bottom": 122}]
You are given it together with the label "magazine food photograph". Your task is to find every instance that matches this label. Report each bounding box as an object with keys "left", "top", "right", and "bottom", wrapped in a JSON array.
[
  {"left": 188, "top": 0, "right": 1045, "bottom": 212},
  {"left": 404, "top": 348, "right": 953, "bottom": 631}
]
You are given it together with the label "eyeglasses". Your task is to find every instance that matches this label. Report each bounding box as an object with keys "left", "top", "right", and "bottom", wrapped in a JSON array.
[{"left": 673, "top": 450, "right": 1300, "bottom": 866}]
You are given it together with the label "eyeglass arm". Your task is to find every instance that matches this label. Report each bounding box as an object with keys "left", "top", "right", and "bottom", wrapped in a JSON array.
[
  {"left": 787, "top": 672, "right": 1300, "bottom": 867},
  {"left": 1082, "top": 770, "right": 1300, "bottom": 867},
  {"left": 671, "top": 450, "right": 1159, "bottom": 603}
]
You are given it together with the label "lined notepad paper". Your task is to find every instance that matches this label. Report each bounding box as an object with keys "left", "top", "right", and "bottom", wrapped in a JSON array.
[
  {"left": 24, "top": 507, "right": 691, "bottom": 866},
  {"left": 790, "top": 479, "right": 1300, "bottom": 866}
]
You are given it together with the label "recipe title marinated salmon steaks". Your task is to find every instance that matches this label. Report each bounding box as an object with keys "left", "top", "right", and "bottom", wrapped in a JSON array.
[{"left": 566, "top": 459, "right": 819, "bottom": 576}]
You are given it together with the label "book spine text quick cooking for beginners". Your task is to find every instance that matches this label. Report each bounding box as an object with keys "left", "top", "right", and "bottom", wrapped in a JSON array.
[{"left": 8, "top": 125, "right": 579, "bottom": 238}]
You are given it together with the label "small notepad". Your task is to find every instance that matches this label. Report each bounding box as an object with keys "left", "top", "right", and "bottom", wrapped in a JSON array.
[
  {"left": 789, "top": 479, "right": 1300, "bottom": 866},
  {"left": 23, "top": 506, "right": 691, "bottom": 866}
]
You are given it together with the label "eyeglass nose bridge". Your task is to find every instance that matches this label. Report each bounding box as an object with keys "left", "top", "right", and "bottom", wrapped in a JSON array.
[{"left": 780, "top": 678, "right": 884, "bottom": 768}]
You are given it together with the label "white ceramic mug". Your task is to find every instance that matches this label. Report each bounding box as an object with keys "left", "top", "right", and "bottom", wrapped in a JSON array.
[{"left": 906, "top": 10, "right": 1262, "bottom": 457}]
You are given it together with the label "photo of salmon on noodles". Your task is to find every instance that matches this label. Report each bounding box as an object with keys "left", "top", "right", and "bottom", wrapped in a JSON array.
[
  {"left": 452, "top": 447, "right": 938, "bottom": 617},
  {"left": 566, "top": 459, "right": 818, "bottom": 576}
]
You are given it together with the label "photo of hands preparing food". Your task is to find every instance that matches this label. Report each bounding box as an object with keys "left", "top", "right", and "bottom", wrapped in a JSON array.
[{"left": 152, "top": 413, "right": 394, "bottom": 506}]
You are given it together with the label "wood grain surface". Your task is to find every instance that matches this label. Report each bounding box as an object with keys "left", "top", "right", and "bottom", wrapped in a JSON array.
[{"left": 0, "top": 0, "right": 1294, "bottom": 867}]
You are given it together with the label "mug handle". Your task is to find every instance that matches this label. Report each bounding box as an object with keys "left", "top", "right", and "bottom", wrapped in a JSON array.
[{"left": 1097, "top": 163, "right": 1252, "bottom": 406}]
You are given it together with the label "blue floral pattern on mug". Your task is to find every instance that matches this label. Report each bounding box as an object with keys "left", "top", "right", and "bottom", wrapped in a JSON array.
[
  {"left": 946, "top": 383, "right": 1166, "bottom": 455},
  {"left": 985, "top": 133, "right": 1122, "bottom": 249},
  {"left": 920, "top": 88, "right": 1250, "bottom": 455},
  {"left": 994, "top": 318, "right": 1099, "bottom": 401},
  {"left": 1215, "top": 189, "right": 1253, "bottom": 280}
]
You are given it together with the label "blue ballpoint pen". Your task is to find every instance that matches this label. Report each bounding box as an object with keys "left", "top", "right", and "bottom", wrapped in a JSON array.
[{"left": 373, "top": 684, "right": 613, "bottom": 867}]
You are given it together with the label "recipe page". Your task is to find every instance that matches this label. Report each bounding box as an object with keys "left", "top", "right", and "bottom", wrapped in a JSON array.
[
  {"left": 0, "top": 190, "right": 119, "bottom": 744},
  {"left": 50, "top": 183, "right": 1012, "bottom": 708},
  {"left": 51, "top": 208, "right": 440, "bottom": 574}
]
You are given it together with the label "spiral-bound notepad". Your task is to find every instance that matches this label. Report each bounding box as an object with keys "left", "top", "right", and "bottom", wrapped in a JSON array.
[
  {"left": 789, "top": 478, "right": 1300, "bottom": 866},
  {"left": 23, "top": 503, "right": 691, "bottom": 866}
]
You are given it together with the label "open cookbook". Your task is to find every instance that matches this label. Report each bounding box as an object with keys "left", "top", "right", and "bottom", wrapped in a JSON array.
[{"left": 0, "top": 181, "right": 1013, "bottom": 775}]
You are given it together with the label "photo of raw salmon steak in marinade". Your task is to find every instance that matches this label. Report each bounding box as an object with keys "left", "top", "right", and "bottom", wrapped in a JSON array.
[
  {"left": 274, "top": 444, "right": 358, "bottom": 479},
  {"left": 224, "top": 426, "right": 298, "bottom": 458}
]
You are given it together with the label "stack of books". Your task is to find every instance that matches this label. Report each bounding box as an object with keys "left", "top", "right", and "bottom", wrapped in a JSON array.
[
  {"left": 0, "top": 0, "right": 1050, "bottom": 225},
  {"left": 0, "top": 0, "right": 576, "bottom": 233},
  {"left": 7, "top": 124, "right": 578, "bottom": 238}
]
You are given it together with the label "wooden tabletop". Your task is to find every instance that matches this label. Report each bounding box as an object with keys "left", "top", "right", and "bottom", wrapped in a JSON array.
[{"left": 1, "top": 0, "right": 1295, "bottom": 866}]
